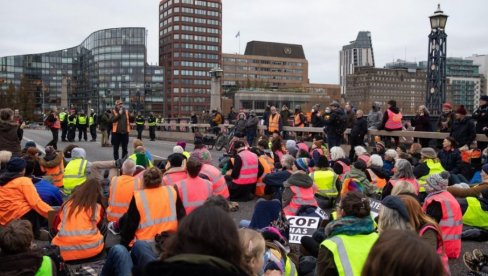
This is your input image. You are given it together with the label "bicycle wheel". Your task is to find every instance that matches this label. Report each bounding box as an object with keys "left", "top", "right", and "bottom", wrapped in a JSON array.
[{"left": 215, "top": 135, "right": 226, "bottom": 151}]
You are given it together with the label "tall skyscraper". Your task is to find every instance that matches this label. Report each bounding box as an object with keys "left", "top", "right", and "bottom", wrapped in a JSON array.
[
  {"left": 159, "top": 0, "right": 222, "bottom": 118},
  {"left": 339, "top": 31, "right": 375, "bottom": 96}
]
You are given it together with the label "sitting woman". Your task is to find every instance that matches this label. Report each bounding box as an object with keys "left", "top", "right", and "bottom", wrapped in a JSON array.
[
  {"left": 414, "top": 147, "right": 445, "bottom": 200},
  {"left": 330, "top": 146, "right": 350, "bottom": 180},
  {"left": 340, "top": 160, "right": 375, "bottom": 197},
  {"left": 382, "top": 159, "right": 419, "bottom": 199},
  {"left": 310, "top": 155, "right": 341, "bottom": 209},
  {"left": 135, "top": 205, "right": 249, "bottom": 275},
  {"left": 282, "top": 158, "right": 317, "bottom": 216},
  {"left": 52, "top": 178, "right": 106, "bottom": 262},
  {"left": 315, "top": 191, "right": 377, "bottom": 276},
  {"left": 0, "top": 220, "right": 56, "bottom": 275},
  {"left": 377, "top": 195, "right": 413, "bottom": 233}
]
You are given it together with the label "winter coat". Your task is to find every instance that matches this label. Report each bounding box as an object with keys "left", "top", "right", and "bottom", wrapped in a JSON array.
[
  {"left": 438, "top": 149, "right": 462, "bottom": 174},
  {"left": 380, "top": 106, "right": 402, "bottom": 131},
  {"left": 0, "top": 251, "right": 52, "bottom": 276},
  {"left": 342, "top": 167, "right": 374, "bottom": 196},
  {"left": 436, "top": 111, "right": 456, "bottom": 132},
  {"left": 234, "top": 119, "right": 247, "bottom": 138},
  {"left": 367, "top": 109, "right": 383, "bottom": 129},
  {"left": 282, "top": 172, "right": 314, "bottom": 208},
  {"left": 350, "top": 117, "right": 368, "bottom": 145},
  {"left": 472, "top": 104, "right": 488, "bottom": 133},
  {"left": 280, "top": 109, "right": 291, "bottom": 126},
  {"left": 345, "top": 110, "right": 356, "bottom": 129},
  {"left": 245, "top": 115, "right": 259, "bottom": 133},
  {"left": 450, "top": 117, "right": 476, "bottom": 147},
  {"left": 311, "top": 110, "right": 323, "bottom": 127},
  {"left": 324, "top": 108, "right": 346, "bottom": 137},
  {"left": 412, "top": 114, "right": 432, "bottom": 132},
  {"left": 99, "top": 112, "right": 112, "bottom": 131},
  {"left": 0, "top": 119, "right": 21, "bottom": 156}
]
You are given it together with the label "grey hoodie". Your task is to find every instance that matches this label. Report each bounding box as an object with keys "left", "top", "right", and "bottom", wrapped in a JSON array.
[
  {"left": 70, "top": 148, "right": 91, "bottom": 174},
  {"left": 282, "top": 172, "right": 314, "bottom": 207}
]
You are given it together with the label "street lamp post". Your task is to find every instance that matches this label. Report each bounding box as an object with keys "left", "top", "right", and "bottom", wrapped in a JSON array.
[
  {"left": 209, "top": 67, "right": 224, "bottom": 112},
  {"left": 426, "top": 4, "right": 448, "bottom": 116}
]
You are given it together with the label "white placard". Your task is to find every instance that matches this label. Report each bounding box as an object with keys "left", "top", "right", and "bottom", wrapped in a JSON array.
[{"left": 287, "top": 216, "right": 320, "bottom": 244}]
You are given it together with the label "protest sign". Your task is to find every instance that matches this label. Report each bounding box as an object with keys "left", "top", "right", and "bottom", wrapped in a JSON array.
[{"left": 287, "top": 216, "right": 320, "bottom": 244}]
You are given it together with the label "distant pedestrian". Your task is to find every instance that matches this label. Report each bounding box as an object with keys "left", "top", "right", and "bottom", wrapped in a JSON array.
[
  {"left": 190, "top": 111, "right": 198, "bottom": 133},
  {"left": 147, "top": 112, "right": 156, "bottom": 141},
  {"left": 450, "top": 105, "right": 476, "bottom": 148},
  {"left": 99, "top": 109, "right": 112, "bottom": 147},
  {"left": 472, "top": 95, "right": 488, "bottom": 151},
  {"left": 245, "top": 110, "right": 259, "bottom": 146},
  {"left": 411, "top": 105, "right": 432, "bottom": 147},
  {"left": 45, "top": 107, "right": 61, "bottom": 150},
  {"left": 280, "top": 104, "right": 291, "bottom": 138},
  {"left": 349, "top": 110, "right": 368, "bottom": 161},
  {"left": 89, "top": 109, "right": 97, "bottom": 142},
  {"left": 227, "top": 106, "right": 238, "bottom": 124},
  {"left": 0, "top": 108, "right": 22, "bottom": 156},
  {"left": 135, "top": 111, "right": 145, "bottom": 140},
  {"left": 367, "top": 102, "right": 383, "bottom": 130},
  {"left": 112, "top": 100, "right": 131, "bottom": 160},
  {"left": 59, "top": 108, "right": 68, "bottom": 142},
  {"left": 67, "top": 109, "right": 77, "bottom": 142},
  {"left": 267, "top": 106, "right": 282, "bottom": 136},
  {"left": 324, "top": 100, "right": 345, "bottom": 149},
  {"left": 379, "top": 100, "right": 403, "bottom": 147},
  {"left": 436, "top": 102, "right": 455, "bottom": 133}
]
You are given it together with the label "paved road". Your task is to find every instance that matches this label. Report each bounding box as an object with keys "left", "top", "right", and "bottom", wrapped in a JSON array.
[{"left": 24, "top": 129, "right": 480, "bottom": 275}]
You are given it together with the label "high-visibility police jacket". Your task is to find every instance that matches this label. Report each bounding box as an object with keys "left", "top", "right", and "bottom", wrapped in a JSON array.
[
  {"left": 89, "top": 115, "right": 95, "bottom": 126},
  {"left": 112, "top": 110, "right": 131, "bottom": 133},
  {"left": 163, "top": 170, "right": 188, "bottom": 186},
  {"left": 40, "top": 159, "right": 64, "bottom": 188},
  {"left": 148, "top": 116, "right": 157, "bottom": 127},
  {"left": 234, "top": 149, "right": 259, "bottom": 185},
  {"left": 294, "top": 113, "right": 305, "bottom": 127},
  {"left": 136, "top": 116, "right": 145, "bottom": 125},
  {"left": 310, "top": 169, "right": 338, "bottom": 198},
  {"left": 52, "top": 202, "right": 104, "bottom": 261},
  {"left": 283, "top": 185, "right": 318, "bottom": 216},
  {"left": 68, "top": 116, "right": 76, "bottom": 126},
  {"left": 389, "top": 178, "right": 419, "bottom": 194},
  {"left": 418, "top": 159, "right": 445, "bottom": 192},
  {"left": 134, "top": 186, "right": 178, "bottom": 241},
  {"left": 268, "top": 113, "right": 281, "bottom": 133},
  {"left": 200, "top": 163, "right": 229, "bottom": 199},
  {"left": 384, "top": 109, "right": 403, "bottom": 129},
  {"left": 77, "top": 115, "right": 87, "bottom": 126},
  {"left": 462, "top": 197, "right": 488, "bottom": 230},
  {"left": 107, "top": 175, "right": 141, "bottom": 222},
  {"left": 63, "top": 159, "right": 88, "bottom": 194},
  {"left": 0, "top": 177, "right": 52, "bottom": 226},
  {"left": 59, "top": 112, "right": 67, "bottom": 122},
  {"left": 423, "top": 191, "right": 462, "bottom": 259},
  {"left": 321, "top": 232, "right": 379, "bottom": 276},
  {"left": 175, "top": 177, "right": 212, "bottom": 214},
  {"left": 366, "top": 169, "right": 387, "bottom": 191},
  {"left": 256, "top": 154, "right": 275, "bottom": 197}
]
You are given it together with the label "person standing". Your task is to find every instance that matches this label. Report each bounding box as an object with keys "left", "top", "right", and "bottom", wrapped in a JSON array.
[
  {"left": 437, "top": 102, "right": 456, "bottom": 133},
  {"left": 267, "top": 106, "right": 282, "bottom": 135},
  {"left": 112, "top": 100, "right": 131, "bottom": 160},
  {"left": 45, "top": 107, "right": 61, "bottom": 150},
  {"left": 135, "top": 111, "right": 145, "bottom": 140},
  {"left": 472, "top": 95, "right": 488, "bottom": 151},
  {"left": 293, "top": 105, "right": 306, "bottom": 139},
  {"left": 147, "top": 112, "right": 157, "bottom": 141},
  {"left": 190, "top": 111, "right": 198, "bottom": 133},
  {"left": 76, "top": 110, "right": 88, "bottom": 142},
  {"left": 349, "top": 110, "right": 368, "bottom": 161},
  {"left": 89, "top": 109, "right": 97, "bottom": 142},
  {"left": 59, "top": 108, "right": 68, "bottom": 142},
  {"left": 324, "top": 101, "right": 346, "bottom": 149},
  {"left": 0, "top": 109, "right": 21, "bottom": 157},
  {"left": 280, "top": 104, "right": 291, "bottom": 138},
  {"left": 99, "top": 109, "right": 112, "bottom": 147},
  {"left": 227, "top": 106, "right": 238, "bottom": 125},
  {"left": 367, "top": 102, "right": 383, "bottom": 130},
  {"left": 411, "top": 105, "right": 432, "bottom": 147},
  {"left": 245, "top": 110, "right": 259, "bottom": 146},
  {"left": 450, "top": 105, "right": 476, "bottom": 149},
  {"left": 67, "top": 109, "right": 77, "bottom": 142}
]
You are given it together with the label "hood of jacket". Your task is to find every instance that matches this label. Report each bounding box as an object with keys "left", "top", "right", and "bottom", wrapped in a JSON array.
[
  {"left": 345, "top": 167, "right": 369, "bottom": 183},
  {"left": 388, "top": 106, "right": 400, "bottom": 114},
  {"left": 284, "top": 172, "right": 313, "bottom": 188},
  {"left": 71, "top": 147, "right": 86, "bottom": 159},
  {"left": 39, "top": 151, "right": 63, "bottom": 168},
  {"left": 0, "top": 172, "right": 23, "bottom": 186}
]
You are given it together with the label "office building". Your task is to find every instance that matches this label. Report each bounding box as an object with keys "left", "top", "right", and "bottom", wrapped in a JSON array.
[
  {"left": 466, "top": 54, "right": 488, "bottom": 95},
  {"left": 346, "top": 67, "right": 426, "bottom": 115},
  {"left": 445, "top": 57, "right": 482, "bottom": 112},
  {"left": 339, "top": 31, "right": 375, "bottom": 96},
  {"left": 0, "top": 27, "right": 164, "bottom": 120},
  {"left": 159, "top": 0, "right": 222, "bottom": 117}
]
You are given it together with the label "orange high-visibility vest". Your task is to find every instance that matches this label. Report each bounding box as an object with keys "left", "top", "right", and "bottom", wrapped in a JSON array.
[
  {"left": 423, "top": 191, "right": 463, "bottom": 259},
  {"left": 268, "top": 113, "right": 281, "bottom": 133},
  {"left": 256, "top": 155, "right": 275, "bottom": 197},
  {"left": 112, "top": 110, "right": 131, "bottom": 133},
  {"left": 200, "top": 164, "right": 229, "bottom": 199},
  {"left": 366, "top": 169, "right": 387, "bottom": 190},
  {"left": 134, "top": 186, "right": 178, "bottom": 241},
  {"left": 162, "top": 171, "right": 188, "bottom": 186},
  {"left": 0, "top": 177, "right": 52, "bottom": 226},
  {"left": 52, "top": 202, "right": 104, "bottom": 261},
  {"left": 41, "top": 161, "right": 65, "bottom": 188},
  {"left": 294, "top": 113, "right": 304, "bottom": 127},
  {"left": 175, "top": 177, "right": 212, "bottom": 214},
  {"left": 233, "top": 150, "right": 259, "bottom": 185},
  {"left": 283, "top": 185, "right": 318, "bottom": 216},
  {"left": 107, "top": 175, "right": 141, "bottom": 222}
]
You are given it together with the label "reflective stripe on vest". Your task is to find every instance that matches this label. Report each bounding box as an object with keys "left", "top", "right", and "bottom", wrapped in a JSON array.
[
  {"left": 321, "top": 233, "right": 378, "bottom": 276},
  {"left": 63, "top": 159, "right": 88, "bottom": 193},
  {"left": 134, "top": 186, "right": 179, "bottom": 242},
  {"left": 284, "top": 255, "right": 297, "bottom": 276},
  {"left": 177, "top": 178, "right": 212, "bottom": 213},
  {"left": 201, "top": 164, "right": 228, "bottom": 198},
  {"left": 462, "top": 197, "right": 488, "bottom": 230},
  {"left": 107, "top": 176, "right": 140, "bottom": 221},
  {"left": 310, "top": 170, "right": 338, "bottom": 197},
  {"left": 136, "top": 116, "right": 145, "bottom": 125},
  {"left": 385, "top": 109, "right": 403, "bottom": 129},
  {"left": 78, "top": 116, "right": 87, "bottom": 125},
  {"left": 268, "top": 114, "right": 281, "bottom": 132},
  {"left": 58, "top": 205, "right": 99, "bottom": 237},
  {"left": 112, "top": 110, "right": 131, "bottom": 133},
  {"left": 68, "top": 117, "right": 76, "bottom": 125},
  {"left": 284, "top": 185, "right": 317, "bottom": 216},
  {"left": 234, "top": 150, "right": 259, "bottom": 185},
  {"left": 423, "top": 191, "right": 462, "bottom": 258},
  {"left": 418, "top": 160, "right": 445, "bottom": 192}
]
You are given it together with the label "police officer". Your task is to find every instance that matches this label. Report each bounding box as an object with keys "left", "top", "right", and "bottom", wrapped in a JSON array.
[
  {"left": 67, "top": 109, "right": 77, "bottom": 142},
  {"left": 135, "top": 111, "right": 145, "bottom": 140},
  {"left": 89, "top": 109, "right": 97, "bottom": 142},
  {"left": 77, "top": 110, "right": 88, "bottom": 142},
  {"left": 148, "top": 112, "right": 156, "bottom": 141},
  {"left": 472, "top": 95, "right": 488, "bottom": 151},
  {"left": 59, "top": 108, "right": 68, "bottom": 142}
]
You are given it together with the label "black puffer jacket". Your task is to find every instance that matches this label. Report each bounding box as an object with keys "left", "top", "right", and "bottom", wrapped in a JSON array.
[
  {"left": 0, "top": 119, "right": 21, "bottom": 156},
  {"left": 450, "top": 118, "right": 476, "bottom": 147}
]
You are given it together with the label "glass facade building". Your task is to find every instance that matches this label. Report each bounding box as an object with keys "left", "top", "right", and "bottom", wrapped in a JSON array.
[
  {"left": 159, "top": 0, "right": 222, "bottom": 118},
  {"left": 0, "top": 27, "right": 164, "bottom": 120}
]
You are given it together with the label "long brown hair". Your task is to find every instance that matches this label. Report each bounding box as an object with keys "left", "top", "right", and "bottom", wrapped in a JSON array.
[
  {"left": 362, "top": 230, "right": 443, "bottom": 276},
  {"left": 67, "top": 177, "right": 103, "bottom": 218},
  {"left": 399, "top": 194, "right": 441, "bottom": 234}
]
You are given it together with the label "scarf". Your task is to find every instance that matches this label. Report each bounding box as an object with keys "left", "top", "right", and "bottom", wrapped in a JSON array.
[{"left": 324, "top": 216, "right": 375, "bottom": 237}]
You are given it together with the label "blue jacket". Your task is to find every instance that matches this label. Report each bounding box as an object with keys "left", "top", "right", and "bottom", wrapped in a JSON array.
[{"left": 32, "top": 177, "right": 63, "bottom": 206}]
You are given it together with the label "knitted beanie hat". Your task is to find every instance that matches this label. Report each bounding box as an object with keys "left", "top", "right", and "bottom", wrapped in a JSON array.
[
  {"left": 190, "top": 148, "right": 212, "bottom": 165},
  {"left": 294, "top": 158, "right": 311, "bottom": 173},
  {"left": 382, "top": 195, "right": 410, "bottom": 222},
  {"left": 426, "top": 171, "right": 450, "bottom": 192}
]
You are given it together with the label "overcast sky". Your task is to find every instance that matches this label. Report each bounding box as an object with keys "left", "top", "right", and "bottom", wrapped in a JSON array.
[{"left": 0, "top": 0, "right": 486, "bottom": 84}]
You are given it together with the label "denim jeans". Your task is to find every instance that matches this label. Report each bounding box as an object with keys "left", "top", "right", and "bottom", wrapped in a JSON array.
[
  {"left": 101, "top": 245, "right": 133, "bottom": 276},
  {"left": 131, "top": 241, "right": 158, "bottom": 267}
]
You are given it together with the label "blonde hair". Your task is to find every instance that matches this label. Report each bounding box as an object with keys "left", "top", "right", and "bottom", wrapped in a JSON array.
[
  {"left": 0, "top": 150, "right": 12, "bottom": 165},
  {"left": 391, "top": 180, "right": 417, "bottom": 196},
  {"left": 239, "top": 229, "right": 265, "bottom": 266},
  {"left": 133, "top": 139, "right": 144, "bottom": 149}
]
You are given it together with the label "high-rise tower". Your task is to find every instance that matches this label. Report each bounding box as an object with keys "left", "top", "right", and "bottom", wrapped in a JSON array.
[{"left": 159, "top": 0, "right": 222, "bottom": 117}]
